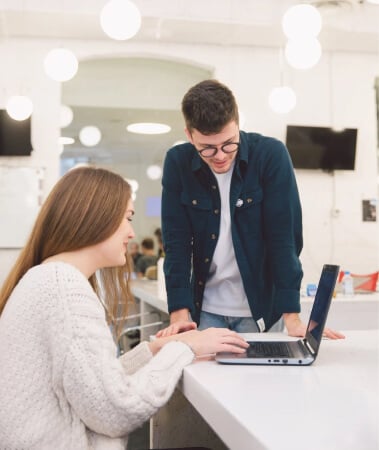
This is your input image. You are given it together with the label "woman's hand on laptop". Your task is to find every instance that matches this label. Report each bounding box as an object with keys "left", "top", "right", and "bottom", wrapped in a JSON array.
[
  {"left": 173, "top": 328, "right": 249, "bottom": 357},
  {"left": 150, "top": 328, "right": 249, "bottom": 357}
]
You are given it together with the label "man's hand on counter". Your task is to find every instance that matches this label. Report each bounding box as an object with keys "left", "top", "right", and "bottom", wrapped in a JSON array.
[
  {"left": 156, "top": 308, "right": 197, "bottom": 337},
  {"left": 283, "top": 312, "right": 345, "bottom": 340},
  {"left": 156, "top": 320, "right": 197, "bottom": 337}
]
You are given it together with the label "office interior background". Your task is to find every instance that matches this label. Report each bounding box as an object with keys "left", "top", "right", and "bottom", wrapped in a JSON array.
[{"left": 0, "top": 0, "right": 378, "bottom": 287}]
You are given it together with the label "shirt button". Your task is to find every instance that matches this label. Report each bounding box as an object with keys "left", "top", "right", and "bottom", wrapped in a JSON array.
[
  {"left": 195, "top": 301, "right": 200, "bottom": 307},
  {"left": 198, "top": 281, "right": 204, "bottom": 286},
  {"left": 211, "top": 234, "right": 216, "bottom": 240},
  {"left": 204, "top": 258, "right": 210, "bottom": 263},
  {"left": 211, "top": 185, "right": 217, "bottom": 190},
  {"left": 247, "top": 198, "right": 253, "bottom": 203},
  {"left": 214, "top": 209, "right": 219, "bottom": 214},
  {"left": 192, "top": 199, "right": 198, "bottom": 205}
]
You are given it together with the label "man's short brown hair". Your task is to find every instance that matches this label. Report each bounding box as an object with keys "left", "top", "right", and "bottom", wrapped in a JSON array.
[{"left": 181, "top": 79, "right": 239, "bottom": 135}]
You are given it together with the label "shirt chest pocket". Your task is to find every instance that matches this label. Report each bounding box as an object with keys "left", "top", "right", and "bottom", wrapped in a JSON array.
[
  {"left": 181, "top": 192, "right": 212, "bottom": 232},
  {"left": 235, "top": 188, "right": 263, "bottom": 209},
  {"left": 181, "top": 192, "right": 212, "bottom": 210},
  {"left": 234, "top": 188, "right": 263, "bottom": 237}
]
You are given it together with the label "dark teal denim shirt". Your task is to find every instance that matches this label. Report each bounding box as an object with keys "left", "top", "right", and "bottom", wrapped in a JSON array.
[{"left": 161, "top": 131, "right": 303, "bottom": 330}]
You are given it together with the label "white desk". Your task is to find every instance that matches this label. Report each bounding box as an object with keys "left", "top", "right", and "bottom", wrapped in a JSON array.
[
  {"left": 300, "top": 292, "right": 379, "bottom": 330},
  {"left": 130, "top": 280, "right": 168, "bottom": 340},
  {"left": 131, "top": 279, "right": 379, "bottom": 331},
  {"left": 153, "top": 330, "right": 379, "bottom": 450}
]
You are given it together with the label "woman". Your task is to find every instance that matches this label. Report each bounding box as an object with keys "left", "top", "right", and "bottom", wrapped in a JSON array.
[{"left": 0, "top": 167, "right": 248, "bottom": 450}]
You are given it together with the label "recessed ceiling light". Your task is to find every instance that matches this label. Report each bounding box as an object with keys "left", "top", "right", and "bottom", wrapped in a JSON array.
[
  {"left": 126, "top": 122, "right": 171, "bottom": 135},
  {"left": 58, "top": 136, "right": 75, "bottom": 145}
]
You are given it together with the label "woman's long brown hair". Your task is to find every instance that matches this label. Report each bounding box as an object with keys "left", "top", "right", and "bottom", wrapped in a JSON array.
[{"left": 0, "top": 167, "right": 133, "bottom": 340}]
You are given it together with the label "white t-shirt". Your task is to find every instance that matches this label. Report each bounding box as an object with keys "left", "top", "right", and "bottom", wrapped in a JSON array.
[{"left": 202, "top": 166, "right": 251, "bottom": 317}]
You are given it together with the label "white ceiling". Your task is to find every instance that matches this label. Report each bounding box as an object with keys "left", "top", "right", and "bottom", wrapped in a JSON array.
[{"left": 1, "top": 0, "right": 378, "bottom": 165}]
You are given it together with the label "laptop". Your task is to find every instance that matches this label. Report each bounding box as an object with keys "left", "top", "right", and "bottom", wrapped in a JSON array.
[{"left": 216, "top": 264, "right": 339, "bottom": 366}]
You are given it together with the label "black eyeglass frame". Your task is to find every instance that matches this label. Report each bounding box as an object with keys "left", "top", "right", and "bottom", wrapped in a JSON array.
[{"left": 196, "top": 142, "right": 240, "bottom": 158}]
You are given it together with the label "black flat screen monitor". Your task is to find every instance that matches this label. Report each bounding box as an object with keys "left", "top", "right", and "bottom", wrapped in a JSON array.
[
  {"left": 285, "top": 125, "right": 357, "bottom": 171},
  {"left": 0, "top": 109, "right": 33, "bottom": 156}
]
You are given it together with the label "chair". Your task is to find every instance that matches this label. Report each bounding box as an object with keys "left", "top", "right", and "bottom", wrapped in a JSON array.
[{"left": 145, "top": 265, "right": 157, "bottom": 280}]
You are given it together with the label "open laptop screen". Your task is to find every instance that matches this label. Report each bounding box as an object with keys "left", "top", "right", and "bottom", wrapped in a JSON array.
[{"left": 305, "top": 264, "right": 339, "bottom": 355}]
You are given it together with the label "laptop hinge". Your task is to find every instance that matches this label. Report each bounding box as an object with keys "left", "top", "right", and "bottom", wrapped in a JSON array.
[{"left": 302, "top": 339, "right": 315, "bottom": 357}]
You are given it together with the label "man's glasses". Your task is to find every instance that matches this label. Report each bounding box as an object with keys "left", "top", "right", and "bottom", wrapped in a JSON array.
[{"left": 197, "top": 142, "right": 240, "bottom": 158}]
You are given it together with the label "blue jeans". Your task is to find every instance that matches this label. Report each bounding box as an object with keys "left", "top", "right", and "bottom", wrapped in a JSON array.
[{"left": 198, "top": 311, "right": 284, "bottom": 333}]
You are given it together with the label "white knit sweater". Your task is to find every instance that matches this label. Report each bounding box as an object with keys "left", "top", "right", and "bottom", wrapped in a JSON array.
[{"left": 0, "top": 262, "right": 194, "bottom": 449}]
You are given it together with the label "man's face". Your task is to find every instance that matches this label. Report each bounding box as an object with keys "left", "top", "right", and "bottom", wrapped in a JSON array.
[{"left": 185, "top": 121, "right": 239, "bottom": 174}]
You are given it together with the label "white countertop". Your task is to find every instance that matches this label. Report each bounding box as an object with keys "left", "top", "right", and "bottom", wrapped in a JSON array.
[
  {"left": 180, "top": 330, "right": 379, "bottom": 450},
  {"left": 131, "top": 279, "right": 379, "bottom": 330},
  {"left": 131, "top": 279, "right": 168, "bottom": 313}
]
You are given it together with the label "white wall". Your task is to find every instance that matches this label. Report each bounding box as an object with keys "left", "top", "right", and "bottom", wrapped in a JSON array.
[{"left": 0, "top": 38, "right": 378, "bottom": 287}]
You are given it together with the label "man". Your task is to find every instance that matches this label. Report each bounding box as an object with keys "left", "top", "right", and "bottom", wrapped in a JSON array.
[
  {"left": 157, "top": 79, "right": 343, "bottom": 339},
  {"left": 128, "top": 241, "right": 142, "bottom": 271},
  {"left": 134, "top": 237, "right": 159, "bottom": 278}
]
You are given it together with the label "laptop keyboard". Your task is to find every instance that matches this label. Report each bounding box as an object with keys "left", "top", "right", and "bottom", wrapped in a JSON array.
[{"left": 247, "top": 341, "right": 291, "bottom": 357}]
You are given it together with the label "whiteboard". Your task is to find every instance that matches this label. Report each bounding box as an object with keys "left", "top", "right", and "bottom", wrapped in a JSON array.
[{"left": 0, "top": 166, "right": 44, "bottom": 248}]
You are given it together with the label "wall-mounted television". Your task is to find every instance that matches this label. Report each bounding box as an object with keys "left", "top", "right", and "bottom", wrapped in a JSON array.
[
  {"left": 285, "top": 125, "right": 357, "bottom": 171},
  {"left": 0, "top": 110, "right": 33, "bottom": 156}
]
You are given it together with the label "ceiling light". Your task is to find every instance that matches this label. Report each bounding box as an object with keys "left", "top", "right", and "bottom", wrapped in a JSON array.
[
  {"left": 100, "top": 0, "right": 141, "bottom": 40},
  {"left": 60, "top": 105, "right": 74, "bottom": 128},
  {"left": 146, "top": 165, "right": 162, "bottom": 180},
  {"left": 79, "top": 126, "right": 102, "bottom": 147},
  {"left": 58, "top": 136, "right": 75, "bottom": 145},
  {"left": 126, "top": 179, "right": 139, "bottom": 192},
  {"left": 44, "top": 48, "right": 78, "bottom": 82},
  {"left": 285, "top": 38, "right": 322, "bottom": 70},
  {"left": 282, "top": 4, "right": 322, "bottom": 39},
  {"left": 268, "top": 86, "right": 297, "bottom": 114},
  {"left": 127, "top": 122, "right": 171, "bottom": 135},
  {"left": 6, "top": 95, "right": 33, "bottom": 121}
]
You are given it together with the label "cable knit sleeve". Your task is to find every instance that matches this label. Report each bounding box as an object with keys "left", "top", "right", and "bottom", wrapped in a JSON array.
[
  {"left": 61, "top": 283, "right": 194, "bottom": 438},
  {"left": 119, "top": 341, "right": 154, "bottom": 375}
]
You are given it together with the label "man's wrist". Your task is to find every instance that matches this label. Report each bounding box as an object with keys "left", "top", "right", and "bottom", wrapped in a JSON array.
[
  {"left": 170, "top": 308, "right": 190, "bottom": 324},
  {"left": 283, "top": 312, "right": 301, "bottom": 327}
]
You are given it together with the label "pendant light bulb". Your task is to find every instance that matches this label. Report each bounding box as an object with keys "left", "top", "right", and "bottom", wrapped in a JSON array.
[
  {"left": 44, "top": 48, "right": 78, "bottom": 82},
  {"left": 6, "top": 95, "right": 33, "bottom": 121},
  {"left": 100, "top": 0, "right": 141, "bottom": 40}
]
